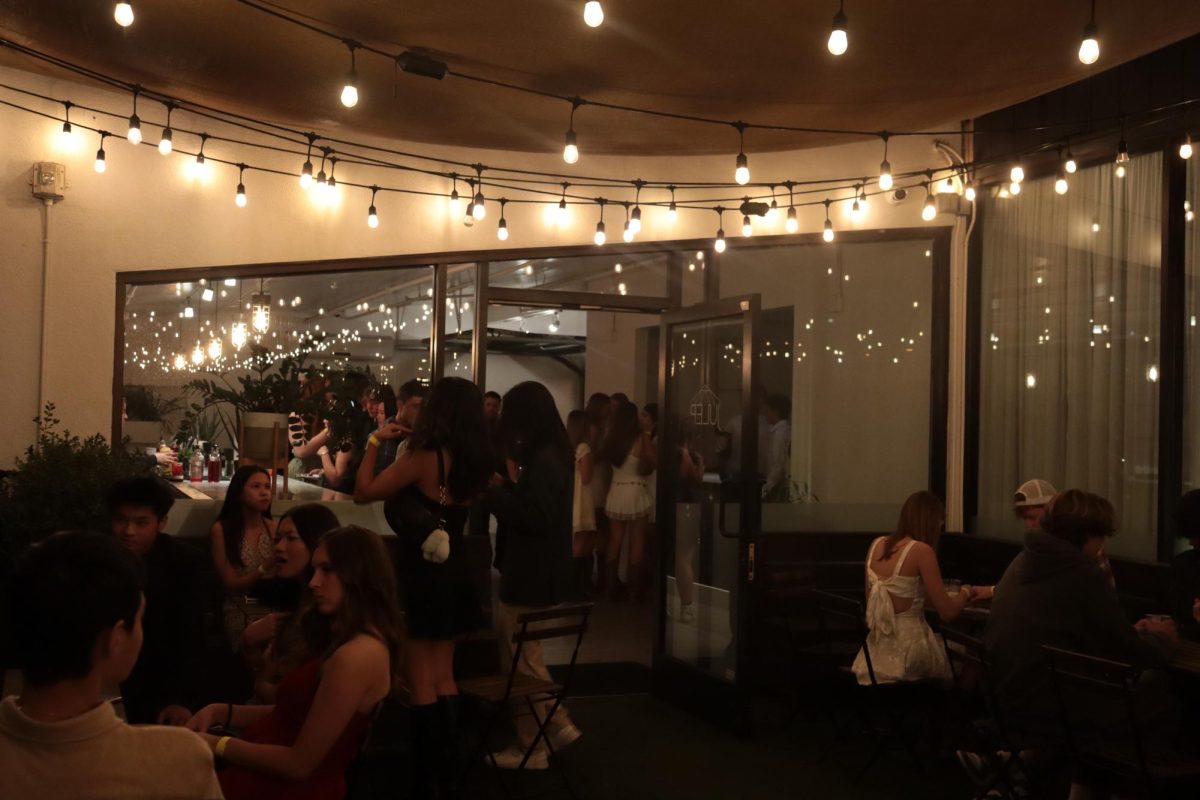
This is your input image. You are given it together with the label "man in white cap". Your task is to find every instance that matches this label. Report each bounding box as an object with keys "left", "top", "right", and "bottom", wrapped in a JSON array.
[{"left": 1014, "top": 478, "right": 1114, "bottom": 587}]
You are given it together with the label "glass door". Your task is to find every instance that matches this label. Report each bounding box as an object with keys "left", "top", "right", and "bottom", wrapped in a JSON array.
[{"left": 652, "top": 296, "right": 761, "bottom": 734}]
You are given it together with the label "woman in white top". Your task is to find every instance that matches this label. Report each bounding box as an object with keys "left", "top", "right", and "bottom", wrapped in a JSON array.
[
  {"left": 567, "top": 410, "right": 597, "bottom": 596},
  {"left": 601, "top": 401, "right": 656, "bottom": 600},
  {"left": 851, "top": 491, "right": 974, "bottom": 685}
]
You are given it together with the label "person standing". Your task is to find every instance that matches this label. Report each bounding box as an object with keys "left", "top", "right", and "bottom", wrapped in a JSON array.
[
  {"left": 762, "top": 394, "right": 792, "bottom": 502},
  {"left": 567, "top": 410, "right": 597, "bottom": 597},
  {"left": 487, "top": 382, "right": 581, "bottom": 769},
  {"left": 602, "top": 401, "right": 656, "bottom": 601},
  {"left": 584, "top": 393, "right": 612, "bottom": 592}
]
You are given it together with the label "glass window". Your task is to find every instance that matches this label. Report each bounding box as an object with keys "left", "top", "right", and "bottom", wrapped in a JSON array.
[
  {"left": 976, "top": 152, "right": 1162, "bottom": 558},
  {"left": 718, "top": 239, "right": 935, "bottom": 532},
  {"left": 489, "top": 251, "right": 673, "bottom": 296},
  {"left": 1184, "top": 154, "right": 1200, "bottom": 502}
]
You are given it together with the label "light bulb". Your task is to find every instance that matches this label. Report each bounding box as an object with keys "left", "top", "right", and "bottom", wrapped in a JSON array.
[
  {"left": 823, "top": 220, "right": 835, "bottom": 242},
  {"left": 114, "top": 2, "right": 134, "bottom": 27},
  {"left": 1115, "top": 162, "right": 1126, "bottom": 179},
  {"left": 300, "top": 160, "right": 314, "bottom": 188},
  {"left": 1009, "top": 181, "right": 1022, "bottom": 196},
  {"left": 448, "top": 189, "right": 463, "bottom": 218},
  {"left": 563, "top": 129, "right": 579, "bottom": 164},
  {"left": 367, "top": 205, "right": 379, "bottom": 228},
  {"left": 184, "top": 305, "right": 194, "bottom": 319},
  {"left": 252, "top": 306, "right": 269, "bottom": 333},
  {"left": 850, "top": 199, "right": 861, "bottom": 222},
  {"left": 127, "top": 115, "right": 141, "bottom": 145},
  {"left": 583, "top": 2, "right": 604, "bottom": 27},
  {"left": 463, "top": 204, "right": 476, "bottom": 227},
  {"left": 630, "top": 207, "right": 642, "bottom": 234},
  {"left": 667, "top": 203, "right": 678, "bottom": 223},
  {"left": 1185, "top": 201, "right": 1195, "bottom": 223},
  {"left": 1092, "top": 220, "right": 1101, "bottom": 233},
  {"left": 191, "top": 344, "right": 205, "bottom": 366},
  {"left": 1078, "top": 23, "right": 1099, "bottom": 65},
  {"left": 497, "top": 218, "right": 509, "bottom": 241},
  {"left": 878, "top": 160, "right": 893, "bottom": 191},
  {"left": 1054, "top": 175, "right": 1068, "bottom": 195},
  {"left": 623, "top": 221, "right": 634, "bottom": 242},
  {"left": 158, "top": 128, "right": 173, "bottom": 155},
  {"left": 58, "top": 120, "right": 73, "bottom": 149},
  {"left": 741, "top": 215, "right": 753, "bottom": 237},
  {"left": 785, "top": 207, "right": 798, "bottom": 233},
  {"left": 735, "top": 152, "right": 750, "bottom": 185},
  {"left": 594, "top": 221, "right": 607, "bottom": 245},
  {"left": 1010, "top": 164, "right": 1024, "bottom": 184},
  {"left": 549, "top": 315, "right": 560, "bottom": 333},
  {"left": 473, "top": 192, "right": 486, "bottom": 220},
  {"left": 340, "top": 72, "right": 359, "bottom": 108},
  {"left": 922, "top": 196, "right": 937, "bottom": 221},
  {"left": 173, "top": 353, "right": 186, "bottom": 370},
  {"left": 1181, "top": 137, "right": 1194, "bottom": 160},
  {"left": 236, "top": 183, "right": 247, "bottom": 207},
  {"left": 207, "top": 338, "right": 222, "bottom": 360},
  {"left": 714, "top": 229, "right": 727, "bottom": 253},
  {"left": 964, "top": 182, "right": 977, "bottom": 202},
  {"left": 231, "top": 322, "right": 247, "bottom": 349},
  {"left": 94, "top": 146, "right": 107, "bottom": 173},
  {"left": 827, "top": 9, "right": 848, "bottom": 56},
  {"left": 1065, "top": 154, "right": 1077, "bottom": 173}
]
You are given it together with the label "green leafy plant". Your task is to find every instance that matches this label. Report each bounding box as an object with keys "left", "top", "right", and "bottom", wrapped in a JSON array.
[
  {"left": 123, "top": 384, "right": 183, "bottom": 436},
  {"left": 0, "top": 403, "right": 150, "bottom": 570}
]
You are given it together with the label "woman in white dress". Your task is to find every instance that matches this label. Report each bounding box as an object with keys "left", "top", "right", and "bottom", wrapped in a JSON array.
[
  {"left": 567, "top": 410, "right": 598, "bottom": 596},
  {"left": 602, "top": 401, "right": 656, "bottom": 600},
  {"left": 851, "top": 491, "right": 974, "bottom": 685}
]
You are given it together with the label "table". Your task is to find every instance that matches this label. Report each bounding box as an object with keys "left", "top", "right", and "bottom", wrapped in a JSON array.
[{"left": 1170, "top": 639, "right": 1200, "bottom": 676}]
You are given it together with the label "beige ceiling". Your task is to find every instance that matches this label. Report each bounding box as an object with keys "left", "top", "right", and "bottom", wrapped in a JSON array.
[{"left": 1, "top": 1, "right": 1198, "bottom": 156}]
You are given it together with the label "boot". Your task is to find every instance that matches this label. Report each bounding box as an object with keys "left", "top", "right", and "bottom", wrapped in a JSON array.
[
  {"left": 410, "top": 702, "right": 442, "bottom": 800},
  {"left": 574, "top": 557, "right": 595, "bottom": 599},
  {"left": 437, "top": 695, "right": 462, "bottom": 800}
]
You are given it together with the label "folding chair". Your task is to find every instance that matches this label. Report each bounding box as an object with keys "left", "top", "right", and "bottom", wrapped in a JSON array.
[
  {"left": 460, "top": 602, "right": 594, "bottom": 799},
  {"left": 1043, "top": 645, "right": 1200, "bottom": 799}
]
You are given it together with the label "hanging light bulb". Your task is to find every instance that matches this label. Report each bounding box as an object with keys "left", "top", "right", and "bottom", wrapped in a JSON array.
[
  {"left": 583, "top": 1, "right": 604, "bottom": 27},
  {"left": 497, "top": 199, "right": 509, "bottom": 241},
  {"left": 964, "top": 179, "right": 977, "bottom": 203},
  {"left": 114, "top": 2, "right": 134, "bottom": 27},
  {"left": 1181, "top": 136, "right": 1194, "bottom": 160},
  {"left": 630, "top": 205, "right": 643, "bottom": 235},
  {"left": 878, "top": 133, "right": 893, "bottom": 191},
  {"left": 850, "top": 184, "right": 863, "bottom": 222},
  {"left": 472, "top": 180, "right": 486, "bottom": 220},
  {"left": 1010, "top": 163, "right": 1025, "bottom": 184},
  {"left": 191, "top": 342, "right": 205, "bottom": 366},
  {"left": 183, "top": 302, "right": 194, "bottom": 319},
  {"left": 623, "top": 220, "right": 634, "bottom": 243},
  {"left": 1115, "top": 138, "right": 1129, "bottom": 179},
  {"left": 828, "top": 2, "right": 848, "bottom": 56},
  {"left": 1009, "top": 181, "right": 1022, "bottom": 196},
  {"left": 299, "top": 136, "right": 316, "bottom": 189},
  {"left": 1078, "top": 0, "right": 1100, "bottom": 65},
  {"left": 1054, "top": 170, "right": 1069, "bottom": 195},
  {"left": 1064, "top": 149, "right": 1077, "bottom": 174},
  {"left": 1185, "top": 200, "right": 1195, "bottom": 223},
  {"left": 549, "top": 313, "right": 561, "bottom": 333},
  {"left": 821, "top": 199, "right": 834, "bottom": 242},
  {"left": 58, "top": 101, "right": 74, "bottom": 148},
  {"left": 235, "top": 165, "right": 248, "bottom": 207},
  {"left": 190, "top": 133, "right": 209, "bottom": 179},
  {"left": 94, "top": 132, "right": 108, "bottom": 173},
  {"left": 126, "top": 90, "right": 141, "bottom": 145},
  {"left": 207, "top": 336, "right": 222, "bottom": 361},
  {"left": 715, "top": 228, "right": 727, "bottom": 253},
  {"left": 785, "top": 206, "right": 798, "bottom": 234},
  {"left": 921, "top": 182, "right": 937, "bottom": 221},
  {"left": 739, "top": 214, "right": 752, "bottom": 237},
  {"left": 594, "top": 201, "right": 607, "bottom": 245},
  {"left": 231, "top": 321, "right": 247, "bottom": 349},
  {"left": 448, "top": 175, "right": 464, "bottom": 218},
  {"left": 340, "top": 43, "right": 360, "bottom": 108},
  {"left": 367, "top": 186, "right": 380, "bottom": 228},
  {"left": 173, "top": 353, "right": 186, "bottom": 370},
  {"left": 251, "top": 285, "right": 271, "bottom": 333},
  {"left": 733, "top": 123, "right": 750, "bottom": 185}
]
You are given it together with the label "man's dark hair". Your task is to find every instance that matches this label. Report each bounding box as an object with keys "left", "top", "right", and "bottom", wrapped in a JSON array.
[
  {"left": 106, "top": 475, "right": 174, "bottom": 520},
  {"left": 765, "top": 393, "right": 791, "bottom": 421},
  {"left": 6, "top": 531, "right": 145, "bottom": 687},
  {"left": 484, "top": 390, "right": 502, "bottom": 402},
  {"left": 1041, "top": 489, "right": 1115, "bottom": 548},
  {"left": 397, "top": 378, "right": 430, "bottom": 403}
]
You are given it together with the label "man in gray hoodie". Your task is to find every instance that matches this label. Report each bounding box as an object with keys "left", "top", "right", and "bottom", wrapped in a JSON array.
[{"left": 984, "top": 489, "right": 1178, "bottom": 749}]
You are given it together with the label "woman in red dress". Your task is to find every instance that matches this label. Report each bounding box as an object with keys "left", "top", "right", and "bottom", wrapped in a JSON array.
[{"left": 186, "top": 525, "right": 402, "bottom": 800}]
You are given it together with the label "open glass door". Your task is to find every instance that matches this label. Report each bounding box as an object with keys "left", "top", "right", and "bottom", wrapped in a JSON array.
[{"left": 652, "top": 295, "right": 761, "bottom": 734}]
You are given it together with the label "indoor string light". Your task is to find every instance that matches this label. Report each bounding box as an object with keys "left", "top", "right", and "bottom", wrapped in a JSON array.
[
  {"left": 448, "top": 173, "right": 463, "bottom": 218},
  {"left": 58, "top": 99, "right": 72, "bottom": 143},
  {"left": 1078, "top": 0, "right": 1100, "bottom": 65},
  {"left": 630, "top": 181, "right": 644, "bottom": 234},
  {"left": 367, "top": 185, "right": 379, "bottom": 227},
  {"left": 126, "top": 86, "right": 141, "bottom": 145},
  {"left": 340, "top": 41, "right": 360, "bottom": 108},
  {"left": 733, "top": 122, "right": 750, "bottom": 185},
  {"left": 741, "top": 211, "right": 753, "bottom": 238},
  {"left": 497, "top": 198, "right": 509, "bottom": 240},
  {"left": 828, "top": 2, "right": 849, "bottom": 56},
  {"left": 877, "top": 132, "right": 893, "bottom": 191},
  {"left": 235, "top": 163, "right": 247, "bottom": 206},
  {"left": 785, "top": 183, "right": 799, "bottom": 233},
  {"left": 1054, "top": 149, "right": 1069, "bottom": 194},
  {"left": 1115, "top": 117, "right": 1129, "bottom": 178},
  {"left": 94, "top": 130, "right": 108, "bottom": 173},
  {"left": 563, "top": 98, "right": 581, "bottom": 164},
  {"left": 158, "top": 101, "right": 174, "bottom": 154},
  {"left": 593, "top": 199, "right": 607, "bottom": 245},
  {"left": 622, "top": 202, "right": 634, "bottom": 242},
  {"left": 192, "top": 132, "right": 209, "bottom": 177},
  {"left": 714, "top": 207, "right": 727, "bottom": 253},
  {"left": 921, "top": 177, "right": 937, "bottom": 221},
  {"left": 114, "top": 2, "right": 134, "bottom": 28},
  {"left": 667, "top": 186, "right": 678, "bottom": 223},
  {"left": 1182, "top": 135, "right": 1194, "bottom": 160},
  {"left": 822, "top": 199, "right": 835, "bottom": 241},
  {"left": 463, "top": 178, "right": 476, "bottom": 226},
  {"left": 583, "top": 2, "right": 604, "bottom": 28},
  {"left": 299, "top": 134, "right": 316, "bottom": 188},
  {"left": 1064, "top": 141, "right": 1078, "bottom": 173},
  {"left": 472, "top": 172, "right": 487, "bottom": 220}
]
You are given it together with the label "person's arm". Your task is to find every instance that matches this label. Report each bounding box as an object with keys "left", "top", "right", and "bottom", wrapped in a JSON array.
[
  {"left": 355, "top": 442, "right": 427, "bottom": 503},
  {"left": 487, "top": 453, "right": 566, "bottom": 536},
  {"left": 210, "top": 521, "right": 261, "bottom": 593},
  {"left": 188, "top": 701, "right": 275, "bottom": 733},
  {"left": 319, "top": 447, "right": 352, "bottom": 487},
  {"left": 912, "top": 544, "right": 971, "bottom": 621},
  {"left": 203, "top": 638, "right": 385, "bottom": 779},
  {"left": 292, "top": 427, "right": 329, "bottom": 460},
  {"left": 577, "top": 449, "right": 594, "bottom": 486},
  {"left": 1083, "top": 568, "right": 1175, "bottom": 664},
  {"left": 636, "top": 434, "right": 658, "bottom": 474}
]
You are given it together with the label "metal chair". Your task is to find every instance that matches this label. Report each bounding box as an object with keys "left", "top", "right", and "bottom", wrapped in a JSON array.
[
  {"left": 1043, "top": 644, "right": 1200, "bottom": 799},
  {"left": 460, "top": 602, "right": 594, "bottom": 799}
]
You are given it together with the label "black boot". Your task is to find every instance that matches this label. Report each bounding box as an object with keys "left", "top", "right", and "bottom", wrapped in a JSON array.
[
  {"left": 410, "top": 702, "right": 442, "bottom": 800},
  {"left": 437, "top": 695, "right": 462, "bottom": 799}
]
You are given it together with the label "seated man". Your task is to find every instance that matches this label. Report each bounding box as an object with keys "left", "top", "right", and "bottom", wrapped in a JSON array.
[
  {"left": 1169, "top": 489, "right": 1200, "bottom": 638},
  {"left": 985, "top": 489, "right": 1177, "bottom": 749},
  {"left": 0, "top": 531, "right": 222, "bottom": 799},
  {"left": 107, "top": 476, "right": 205, "bottom": 725}
]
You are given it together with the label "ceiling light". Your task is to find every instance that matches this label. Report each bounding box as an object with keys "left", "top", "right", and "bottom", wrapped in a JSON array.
[
  {"left": 583, "top": 2, "right": 604, "bottom": 27},
  {"left": 828, "top": 2, "right": 848, "bottom": 56},
  {"left": 367, "top": 186, "right": 380, "bottom": 228},
  {"left": 340, "top": 43, "right": 360, "bottom": 108},
  {"left": 921, "top": 182, "right": 937, "bottom": 221},
  {"left": 822, "top": 199, "right": 835, "bottom": 242},
  {"left": 94, "top": 132, "right": 107, "bottom": 173},
  {"left": 734, "top": 123, "right": 750, "bottom": 185},
  {"left": 1181, "top": 136, "right": 1194, "bottom": 160},
  {"left": 114, "top": 2, "right": 134, "bottom": 27},
  {"left": 1078, "top": 1, "right": 1100, "bottom": 65},
  {"left": 878, "top": 133, "right": 893, "bottom": 191},
  {"left": 126, "top": 90, "right": 141, "bottom": 145}
]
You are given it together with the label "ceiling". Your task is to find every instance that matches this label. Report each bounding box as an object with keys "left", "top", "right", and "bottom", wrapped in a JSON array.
[{"left": 2, "top": 1, "right": 1197, "bottom": 157}]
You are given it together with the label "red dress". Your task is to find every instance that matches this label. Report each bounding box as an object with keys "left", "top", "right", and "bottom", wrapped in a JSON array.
[{"left": 219, "top": 658, "right": 372, "bottom": 800}]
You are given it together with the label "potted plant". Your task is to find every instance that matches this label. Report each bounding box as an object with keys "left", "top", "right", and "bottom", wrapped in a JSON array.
[{"left": 122, "top": 384, "right": 182, "bottom": 447}]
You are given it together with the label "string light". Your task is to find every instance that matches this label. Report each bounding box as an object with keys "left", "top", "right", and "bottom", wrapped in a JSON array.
[
  {"left": 1054, "top": 167, "right": 1068, "bottom": 195},
  {"left": 340, "top": 42, "right": 360, "bottom": 108},
  {"left": 850, "top": 184, "right": 863, "bottom": 222},
  {"left": 126, "top": 87, "right": 141, "bottom": 145},
  {"left": 1009, "top": 162, "right": 1025, "bottom": 184},
  {"left": 472, "top": 173, "right": 487, "bottom": 220},
  {"left": 1078, "top": 0, "right": 1100, "bottom": 65},
  {"left": 235, "top": 164, "right": 248, "bottom": 207},
  {"left": 878, "top": 132, "right": 893, "bottom": 191},
  {"left": 594, "top": 200, "right": 607, "bottom": 245},
  {"left": 733, "top": 122, "right": 750, "bottom": 185},
  {"left": 327, "top": 156, "right": 339, "bottom": 189},
  {"left": 622, "top": 203, "right": 634, "bottom": 242},
  {"left": 921, "top": 179, "right": 937, "bottom": 221},
  {"left": 1185, "top": 200, "right": 1194, "bottom": 223},
  {"left": 183, "top": 302, "right": 194, "bottom": 319},
  {"left": 114, "top": 2, "right": 134, "bottom": 27},
  {"left": 251, "top": 279, "right": 271, "bottom": 333},
  {"left": 785, "top": 183, "right": 798, "bottom": 233},
  {"left": 1182, "top": 135, "right": 1194, "bottom": 160},
  {"left": 94, "top": 131, "right": 107, "bottom": 173},
  {"left": 667, "top": 186, "right": 678, "bottom": 223},
  {"left": 158, "top": 102, "right": 174, "bottom": 155},
  {"left": 1009, "top": 180, "right": 1022, "bottom": 196},
  {"left": 741, "top": 214, "right": 753, "bottom": 238},
  {"left": 583, "top": 1, "right": 604, "bottom": 27},
  {"left": 822, "top": 199, "right": 835, "bottom": 242},
  {"left": 1115, "top": 138, "right": 1129, "bottom": 178},
  {"left": 563, "top": 98, "right": 581, "bottom": 164},
  {"left": 231, "top": 321, "right": 247, "bottom": 349},
  {"left": 1064, "top": 142, "right": 1078, "bottom": 173},
  {"left": 367, "top": 185, "right": 379, "bottom": 228},
  {"left": 448, "top": 174, "right": 463, "bottom": 218},
  {"left": 630, "top": 182, "right": 644, "bottom": 234},
  {"left": 766, "top": 185, "right": 779, "bottom": 222},
  {"left": 497, "top": 198, "right": 509, "bottom": 241},
  {"left": 299, "top": 134, "right": 315, "bottom": 188},
  {"left": 57, "top": 100, "right": 73, "bottom": 147},
  {"left": 173, "top": 353, "right": 186, "bottom": 370},
  {"left": 463, "top": 179, "right": 476, "bottom": 226},
  {"left": 714, "top": 207, "right": 727, "bottom": 253},
  {"left": 191, "top": 133, "right": 209, "bottom": 178},
  {"left": 828, "top": 2, "right": 848, "bottom": 56},
  {"left": 191, "top": 342, "right": 205, "bottom": 366}
]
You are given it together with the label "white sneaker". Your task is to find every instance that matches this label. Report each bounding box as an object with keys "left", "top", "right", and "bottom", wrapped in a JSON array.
[
  {"left": 548, "top": 722, "right": 582, "bottom": 750},
  {"left": 489, "top": 745, "right": 548, "bottom": 770}
]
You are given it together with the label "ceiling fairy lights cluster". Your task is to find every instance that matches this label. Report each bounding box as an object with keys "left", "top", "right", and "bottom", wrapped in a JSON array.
[{"left": 11, "top": 3, "right": 1193, "bottom": 254}]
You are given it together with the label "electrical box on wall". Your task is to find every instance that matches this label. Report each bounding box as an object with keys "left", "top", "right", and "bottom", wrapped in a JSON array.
[{"left": 31, "top": 162, "right": 67, "bottom": 201}]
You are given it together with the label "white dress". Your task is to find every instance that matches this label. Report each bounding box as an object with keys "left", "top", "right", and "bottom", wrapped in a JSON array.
[
  {"left": 572, "top": 442, "right": 597, "bottom": 534},
  {"left": 850, "top": 538, "right": 951, "bottom": 686},
  {"left": 605, "top": 452, "right": 651, "bottom": 521}
]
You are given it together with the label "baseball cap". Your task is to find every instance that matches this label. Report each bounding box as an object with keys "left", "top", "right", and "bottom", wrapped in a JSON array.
[{"left": 1014, "top": 479, "right": 1056, "bottom": 507}]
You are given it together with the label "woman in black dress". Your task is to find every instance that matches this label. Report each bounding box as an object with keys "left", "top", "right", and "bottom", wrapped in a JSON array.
[{"left": 354, "top": 376, "right": 492, "bottom": 797}]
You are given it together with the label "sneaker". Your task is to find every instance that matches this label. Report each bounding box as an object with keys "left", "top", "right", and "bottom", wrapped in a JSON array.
[
  {"left": 489, "top": 745, "right": 548, "bottom": 770},
  {"left": 679, "top": 603, "right": 696, "bottom": 623},
  {"left": 548, "top": 722, "right": 582, "bottom": 750}
]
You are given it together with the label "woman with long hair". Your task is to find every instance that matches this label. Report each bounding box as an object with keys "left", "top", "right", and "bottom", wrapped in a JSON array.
[
  {"left": 243, "top": 504, "right": 342, "bottom": 703},
  {"left": 187, "top": 525, "right": 401, "bottom": 800},
  {"left": 584, "top": 393, "right": 613, "bottom": 591},
  {"left": 851, "top": 491, "right": 974, "bottom": 685},
  {"left": 354, "top": 376, "right": 492, "bottom": 797},
  {"left": 486, "top": 381, "right": 580, "bottom": 768},
  {"left": 212, "top": 466, "right": 277, "bottom": 647},
  {"left": 601, "top": 400, "right": 656, "bottom": 601},
  {"left": 566, "top": 410, "right": 597, "bottom": 597}
]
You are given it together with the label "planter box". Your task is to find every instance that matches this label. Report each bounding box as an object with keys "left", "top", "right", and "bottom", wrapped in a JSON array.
[{"left": 240, "top": 411, "right": 290, "bottom": 462}]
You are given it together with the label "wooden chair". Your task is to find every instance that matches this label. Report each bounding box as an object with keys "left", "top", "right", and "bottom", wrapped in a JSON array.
[
  {"left": 459, "top": 602, "right": 594, "bottom": 799},
  {"left": 1043, "top": 645, "right": 1200, "bottom": 799}
]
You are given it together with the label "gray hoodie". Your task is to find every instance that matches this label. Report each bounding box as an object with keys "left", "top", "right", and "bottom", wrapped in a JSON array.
[{"left": 983, "top": 530, "right": 1171, "bottom": 747}]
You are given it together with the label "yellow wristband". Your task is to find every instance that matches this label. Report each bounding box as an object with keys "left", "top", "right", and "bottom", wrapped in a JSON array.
[
  {"left": 368, "top": 434, "right": 381, "bottom": 448},
  {"left": 215, "top": 735, "right": 231, "bottom": 758}
]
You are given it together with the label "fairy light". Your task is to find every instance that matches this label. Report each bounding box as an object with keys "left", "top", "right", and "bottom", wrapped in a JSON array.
[
  {"left": 563, "top": 98, "right": 581, "bottom": 164},
  {"left": 94, "top": 131, "right": 108, "bottom": 173},
  {"left": 235, "top": 164, "right": 248, "bottom": 207},
  {"left": 822, "top": 199, "right": 835, "bottom": 242},
  {"left": 367, "top": 185, "right": 379, "bottom": 228},
  {"left": 340, "top": 42, "right": 360, "bottom": 108},
  {"left": 733, "top": 122, "right": 750, "bottom": 185},
  {"left": 878, "top": 133, "right": 893, "bottom": 191},
  {"left": 125, "top": 88, "right": 141, "bottom": 145},
  {"left": 497, "top": 198, "right": 510, "bottom": 241},
  {"left": 594, "top": 200, "right": 607, "bottom": 245}
]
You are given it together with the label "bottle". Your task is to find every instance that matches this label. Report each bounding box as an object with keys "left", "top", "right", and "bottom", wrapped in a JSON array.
[
  {"left": 189, "top": 449, "right": 205, "bottom": 482},
  {"left": 208, "top": 452, "right": 221, "bottom": 483}
]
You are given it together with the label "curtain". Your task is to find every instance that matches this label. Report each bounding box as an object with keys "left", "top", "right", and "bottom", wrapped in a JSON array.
[
  {"left": 978, "top": 152, "right": 1162, "bottom": 558},
  {"left": 1184, "top": 156, "right": 1200, "bottom": 499}
]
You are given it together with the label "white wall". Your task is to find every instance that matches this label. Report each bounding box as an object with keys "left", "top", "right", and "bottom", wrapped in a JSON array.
[{"left": 0, "top": 63, "right": 943, "bottom": 466}]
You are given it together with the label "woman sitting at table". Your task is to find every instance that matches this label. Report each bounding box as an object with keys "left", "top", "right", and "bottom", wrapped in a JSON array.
[
  {"left": 852, "top": 490, "right": 975, "bottom": 685},
  {"left": 187, "top": 525, "right": 401, "bottom": 800},
  {"left": 212, "top": 466, "right": 278, "bottom": 647}
]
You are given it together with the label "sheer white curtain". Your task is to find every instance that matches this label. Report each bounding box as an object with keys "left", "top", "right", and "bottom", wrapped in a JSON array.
[
  {"left": 978, "top": 152, "right": 1162, "bottom": 558},
  {"left": 1184, "top": 156, "right": 1200, "bottom": 498}
]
